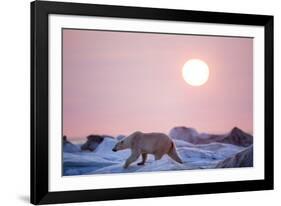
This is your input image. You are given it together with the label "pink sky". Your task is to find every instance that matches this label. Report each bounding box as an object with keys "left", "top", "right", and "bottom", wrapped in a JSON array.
[{"left": 63, "top": 29, "right": 253, "bottom": 139}]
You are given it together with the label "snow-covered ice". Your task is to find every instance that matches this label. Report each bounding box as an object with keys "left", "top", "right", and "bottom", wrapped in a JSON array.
[{"left": 63, "top": 136, "right": 246, "bottom": 176}]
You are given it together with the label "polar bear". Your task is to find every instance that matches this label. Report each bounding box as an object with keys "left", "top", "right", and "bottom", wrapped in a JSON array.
[{"left": 112, "top": 131, "right": 183, "bottom": 168}]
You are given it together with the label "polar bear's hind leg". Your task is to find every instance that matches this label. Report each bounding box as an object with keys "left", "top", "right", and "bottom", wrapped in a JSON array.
[{"left": 167, "top": 142, "right": 183, "bottom": 164}]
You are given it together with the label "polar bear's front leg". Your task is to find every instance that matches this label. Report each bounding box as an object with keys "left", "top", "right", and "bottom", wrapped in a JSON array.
[
  {"left": 137, "top": 153, "right": 147, "bottom": 165},
  {"left": 123, "top": 151, "right": 140, "bottom": 169}
]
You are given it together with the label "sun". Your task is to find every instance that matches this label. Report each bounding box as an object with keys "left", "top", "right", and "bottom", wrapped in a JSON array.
[{"left": 182, "top": 59, "right": 209, "bottom": 86}]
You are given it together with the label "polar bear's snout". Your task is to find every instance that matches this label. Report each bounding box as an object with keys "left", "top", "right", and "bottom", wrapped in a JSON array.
[
  {"left": 112, "top": 140, "right": 128, "bottom": 152},
  {"left": 112, "top": 143, "right": 119, "bottom": 152}
]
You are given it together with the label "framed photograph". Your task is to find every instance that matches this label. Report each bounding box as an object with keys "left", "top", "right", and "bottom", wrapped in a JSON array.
[{"left": 31, "top": 0, "right": 274, "bottom": 204}]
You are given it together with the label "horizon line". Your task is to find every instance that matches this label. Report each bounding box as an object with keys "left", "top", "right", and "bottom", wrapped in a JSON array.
[{"left": 64, "top": 127, "right": 253, "bottom": 140}]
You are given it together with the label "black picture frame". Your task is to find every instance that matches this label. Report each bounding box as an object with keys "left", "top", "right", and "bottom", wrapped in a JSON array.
[{"left": 31, "top": 0, "right": 274, "bottom": 205}]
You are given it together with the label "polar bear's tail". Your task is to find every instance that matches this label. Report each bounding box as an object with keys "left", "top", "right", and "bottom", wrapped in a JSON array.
[{"left": 168, "top": 141, "right": 183, "bottom": 164}]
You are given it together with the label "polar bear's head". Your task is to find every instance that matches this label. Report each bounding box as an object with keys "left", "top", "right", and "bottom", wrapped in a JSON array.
[
  {"left": 112, "top": 138, "right": 130, "bottom": 152},
  {"left": 112, "top": 131, "right": 141, "bottom": 152}
]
